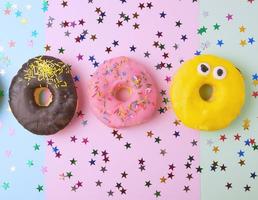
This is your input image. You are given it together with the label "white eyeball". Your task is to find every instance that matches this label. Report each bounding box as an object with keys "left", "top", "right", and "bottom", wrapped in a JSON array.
[
  {"left": 197, "top": 63, "right": 210, "bottom": 75},
  {"left": 213, "top": 66, "right": 227, "bottom": 80}
]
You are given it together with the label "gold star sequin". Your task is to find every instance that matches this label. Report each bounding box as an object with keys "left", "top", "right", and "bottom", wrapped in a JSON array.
[
  {"left": 253, "top": 80, "right": 258, "bottom": 86},
  {"left": 242, "top": 119, "right": 250, "bottom": 130},
  {"left": 146, "top": 131, "right": 154, "bottom": 138},
  {"left": 240, "top": 40, "right": 247, "bottom": 47},
  {"left": 160, "top": 176, "right": 167, "bottom": 183},
  {"left": 173, "top": 119, "right": 181, "bottom": 126},
  {"left": 239, "top": 25, "right": 246, "bottom": 33},
  {"left": 212, "top": 146, "right": 220, "bottom": 153}
]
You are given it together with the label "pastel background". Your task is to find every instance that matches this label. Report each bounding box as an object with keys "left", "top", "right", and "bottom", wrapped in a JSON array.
[
  {"left": 0, "top": 0, "right": 257, "bottom": 200},
  {"left": 0, "top": 1, "right": 45, "bottom": 199},
  {"left": 200, "top": 1, "right": 258, "bottom": 199}
]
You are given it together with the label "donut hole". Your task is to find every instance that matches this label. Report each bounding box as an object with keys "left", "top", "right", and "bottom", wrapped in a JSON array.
[
  {"left": 33, "top": 87, "right": 53, "bottom": 107},
  {"left": 114, "top": 86, "right": 132, "bottom": 102},
  {"left": 199, "top": 84, "right": 213, "bottom": 101}
]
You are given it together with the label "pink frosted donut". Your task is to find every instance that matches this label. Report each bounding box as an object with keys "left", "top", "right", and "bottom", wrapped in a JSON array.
[{"left": 88, "top": 56, "right": 158, "bottom": 128}]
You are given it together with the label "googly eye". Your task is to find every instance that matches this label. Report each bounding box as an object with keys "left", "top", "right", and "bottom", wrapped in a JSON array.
[
  {"left": 213, "top": 66, "right": 227, "bottom": 80},
  {"left": 197, "top": 63, "right": 210, "bottom": 75}
]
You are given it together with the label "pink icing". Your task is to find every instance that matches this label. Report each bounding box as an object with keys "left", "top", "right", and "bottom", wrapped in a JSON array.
[{"left": 88, "top": 56, "right": 158, "bottom": 128}]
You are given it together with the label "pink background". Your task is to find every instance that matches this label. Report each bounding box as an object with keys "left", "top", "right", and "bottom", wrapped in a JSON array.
[{"left": 45, "top": 0, "right": 200, "bottom": 199}]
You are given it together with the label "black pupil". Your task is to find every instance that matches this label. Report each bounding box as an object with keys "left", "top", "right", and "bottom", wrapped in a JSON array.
[
  {"left": 201, "top": 64, "right": 208, "bottom": 72},
  {"left": 217, "top": 69, "right": 223, "bottom": 76}
]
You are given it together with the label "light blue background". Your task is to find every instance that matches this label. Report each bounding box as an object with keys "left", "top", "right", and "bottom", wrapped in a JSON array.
[{"left": 0, "top": 1, "right": 45, "bottom": 199}]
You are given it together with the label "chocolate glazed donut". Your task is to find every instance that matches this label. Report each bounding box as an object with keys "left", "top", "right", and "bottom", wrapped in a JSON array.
[{"left": 9, "top": 56, "right": 77, "bottom": 135}]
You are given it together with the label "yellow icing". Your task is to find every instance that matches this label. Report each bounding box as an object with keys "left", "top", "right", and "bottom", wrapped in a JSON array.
[{"left": 169, "top": 54, "right": 245, "bottom": 131}]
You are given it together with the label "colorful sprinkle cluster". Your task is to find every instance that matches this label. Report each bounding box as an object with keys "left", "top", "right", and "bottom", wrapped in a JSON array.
[{"left": 89, "top": 57, "right": 157, "bottom": 124}]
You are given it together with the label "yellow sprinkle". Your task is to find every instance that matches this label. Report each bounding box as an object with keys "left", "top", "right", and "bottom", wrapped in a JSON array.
[{"left": 24, "top": 56, "right": 70, "bottom": 88}]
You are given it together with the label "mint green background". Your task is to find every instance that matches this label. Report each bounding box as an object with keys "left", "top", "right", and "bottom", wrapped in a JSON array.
[{"left": 200, "top": 0, "right": 258, "bottom": 199}]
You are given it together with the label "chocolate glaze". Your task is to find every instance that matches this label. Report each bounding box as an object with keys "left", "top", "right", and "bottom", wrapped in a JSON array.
[{"left": 9, "top": 56, "right": 77, "bottom": 135}]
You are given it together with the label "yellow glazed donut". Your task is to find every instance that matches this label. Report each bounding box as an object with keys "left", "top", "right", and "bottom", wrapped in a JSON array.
[{"left": 170, "top": 54, "right": 245, "bottom": 131}]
